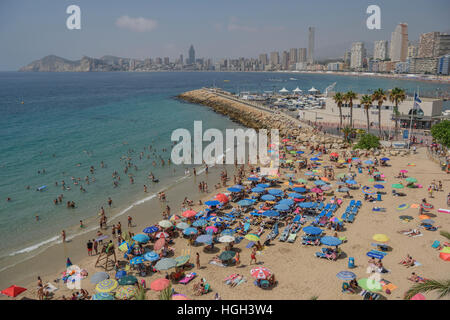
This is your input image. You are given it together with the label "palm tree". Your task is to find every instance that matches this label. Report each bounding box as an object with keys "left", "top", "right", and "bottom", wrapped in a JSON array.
[
  {"left": 360, "top": 94, "right": 372, "bottom": 133},
  {"left": 404, "top": 279, "right": 450, "bottom": 300},
  {"left": 389, "top": 87, "right": 406, "bottom": 139},
  {"left": 371, "top": 88, "right": 387, "bottom": 138},
  {"left": 344, "top": 91, "right": 357, "bottom": 129},
  {"left": 341, "top": 126, "right": 355, "bottom": 142},
  {"left": 333, "top": 92, "right": 344, "bottom": 129}
]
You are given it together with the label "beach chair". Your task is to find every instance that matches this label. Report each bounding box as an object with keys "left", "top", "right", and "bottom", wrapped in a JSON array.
[
  {"left": 324, "top": 203, "right": 331, "bottom": 211},
  {"left": 341, "top": 212, "right": 348, "bottom": 221},
  {"left": 317, "top": 203, "right": 325, "bottom": 211},
  {"left": 315, "top": 252, "right": 326, "bottom": 258},
  {"left": 431, "top": 240, "right": 440, "bottom": 249},
  {"left": 279, "top": 224, "right": 291, "bottom": 242},
  {"left": 179, "top": 272, "right": 197, "bottom": 285},
  {"left": 346, "top": 213, "right": 355, "bottom": 223},
  {"left": 349, "top": 200, "right": 356, "bottom": 208},
  {"left": 287, "top": 232, "right": 297, "bottom": 243},
  {"left": 356, "top": 200, "right": 362, "bottom": 208}
]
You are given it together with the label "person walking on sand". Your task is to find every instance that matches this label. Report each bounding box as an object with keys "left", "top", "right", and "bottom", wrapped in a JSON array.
[
  {"left": 250, "top": 248, "right": 257, "bottom": 265},
  {"left": 108, "top": 197, "right": 112, "bottom": 207},
  {"left": 127, "top": 216, "right": 133, "bottom": 228},
  {"left": 87, "top": 240, "right": 93, "bottom": 256},
  {"left": 93, "top": 239, "right": 98, "bottom": 255},
  {"left": 235, "top": 251, "right": 240, "bottom": 267},
  {"left": 61, "top": 230, "right": 66, "bottom": 243},
  {"left": 196, "top": 252, "right": 200, "bottom": 269}
]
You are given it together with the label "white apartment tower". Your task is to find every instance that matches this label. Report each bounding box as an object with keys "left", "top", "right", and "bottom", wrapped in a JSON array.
[
  {"left": 350, "top": 42, "right": 365, "bottom": 69},
  {"left": 374, "top": 40, "right": 388, "bottom": 60},
  {"left": 308, "top": 27, "right": 315, "bottom": 65},
  {"left": 390, "top": 23, "right": 408, "bottom": 62}
]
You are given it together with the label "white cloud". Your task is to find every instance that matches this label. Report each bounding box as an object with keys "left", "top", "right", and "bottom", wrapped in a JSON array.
[
  {"left": 116, "top": 16, "right": 158, "bottom": 32},
  {"left": 227, "top": 17, "right": 258, "bottom": 33}
]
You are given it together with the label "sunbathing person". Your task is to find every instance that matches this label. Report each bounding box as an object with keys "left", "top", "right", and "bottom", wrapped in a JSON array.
[
  {"left": 399, "top": 254, "right": 414, "bottom": 265},
  {"left": 408, "top": 272, "right": 426, "bottom": 283}
]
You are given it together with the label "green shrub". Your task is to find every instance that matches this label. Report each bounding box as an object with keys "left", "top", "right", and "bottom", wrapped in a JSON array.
[
  {"left": 431, "top": 120, "right": 450, "bottom": 148},
  {"left": 354, "top": 133, "right": 380, "bottom": 150}
]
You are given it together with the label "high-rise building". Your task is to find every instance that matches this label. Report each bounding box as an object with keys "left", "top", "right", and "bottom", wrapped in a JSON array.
[
  {"left": 188, "top": 45, "right": 195, "bottom": 64},
  {"left": 418, "top": 32, "right": 440, "bottom": 58},
  {"left": 163, "top": 57, "right": 169, "bottom": 65},
  {"left": 259, "top": 53, "right": 268, "bottom": 66},
  {"left": 438, "top": 54, "right": 450, "bottom": 75},
  {"left": 155, "top": 57, "right": 162, "bottom": 65},
  {"left": 350, "top": 42, "right": 365, "bottom": 69},
  {"left": 298, "top": 48, "right": 307, "bottom": 63},
  {"left": 270, "top": 51, "right": 279, "bottom": 66},
  {"left": 281, "top": 51, "right": 289, "bottom": 70},
  {"left": 390, "top": 23, "right": 408, "bottom": 62},
  {"left": 343, "top": 51, "right": 351, "bottom": 67},
  {"left": 308, "top": 27, "right": 315, "bottom": 64},
  {"left": 436, "top": 34, "right": 450, "bottom": 57},
  {"left": 289, "top": 48, "right": 298, "bottom": 64},
  {"left": 407, "top": 44, "right": 417, "bottom": 58},
  {"left": 179, "top": 54, "right": 183, "bottom": 65},
  {"left": 373, "top": 40, "right": 388, "bottom": 60}
]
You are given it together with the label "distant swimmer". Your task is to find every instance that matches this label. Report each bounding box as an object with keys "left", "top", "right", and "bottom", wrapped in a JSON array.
[
  {"left": 7, "top": 197, "right": 11, "bottom": 202},
  {"left": 35, "top": 215, "right": 39, "bottom": 221}
]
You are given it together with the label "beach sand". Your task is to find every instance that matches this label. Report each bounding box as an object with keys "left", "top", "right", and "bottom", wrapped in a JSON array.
[{"left": 7, "top": 146, "right": 449, "bottom": 301}]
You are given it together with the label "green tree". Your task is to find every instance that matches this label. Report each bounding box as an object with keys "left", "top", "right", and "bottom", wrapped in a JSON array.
[
  {"left": 360, "top": 94, "right": 373, "bottom": 133},
  {"left": 344, "top": 91, "right": 357, "bottom": 129},
  {"left": 354, "top": 133, "right": 380, "bottom": 150},
  {"left": 404, "top": 279, "right": 450, "bottom": 300},
  {"left": 341, "top": 126, "right": 356, "bottom": 142},
  {"left": 372, "top": 89, "right": 387, "bottom": 138},
  {"left": 159, "top": 284, "right": 172, "bottom": 300},
  {"left": 431, "top": 120, "right": 450, "bottom": 147},
  {"left": 333, "top": 92, "right": 345, "bottom": 129},
  {"left": 389, "top": 87, "right": 406, "bottom": 139}
]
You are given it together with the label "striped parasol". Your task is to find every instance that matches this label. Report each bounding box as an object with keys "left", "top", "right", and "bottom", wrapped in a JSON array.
[{"left": 95, "top": 279, "right": 118, "bottom": 293}]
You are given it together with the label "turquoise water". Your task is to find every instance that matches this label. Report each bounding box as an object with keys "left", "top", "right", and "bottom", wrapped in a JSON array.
[{"left": 0, "top": 71, "right": 448, "bottom": 270}]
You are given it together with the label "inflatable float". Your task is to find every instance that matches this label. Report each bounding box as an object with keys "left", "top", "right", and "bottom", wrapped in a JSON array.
[{"left": 438, "top": 208, "right": 450, "bottom": 214}]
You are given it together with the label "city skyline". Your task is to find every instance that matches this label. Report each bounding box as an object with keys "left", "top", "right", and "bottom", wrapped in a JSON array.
[{"left": 1, "top": 0, "right": 450, "bottom": 70}]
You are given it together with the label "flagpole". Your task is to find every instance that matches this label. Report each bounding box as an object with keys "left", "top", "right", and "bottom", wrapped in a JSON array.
[{"left": 408, "top": 91, "right": 415, "bottom": 148}]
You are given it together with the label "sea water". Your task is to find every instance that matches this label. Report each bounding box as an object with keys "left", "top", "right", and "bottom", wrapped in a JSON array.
[{"left": 0, "top": 71, "right": 448, "bottom": 272}]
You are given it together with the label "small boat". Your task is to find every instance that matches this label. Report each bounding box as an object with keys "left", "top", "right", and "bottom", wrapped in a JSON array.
[{"left": 37, "top": 185, "right": 47, "bottom": 191}]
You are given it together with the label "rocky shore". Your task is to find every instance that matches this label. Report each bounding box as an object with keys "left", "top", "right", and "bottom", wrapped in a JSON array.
[{"left": 177, "top": 89, "right": 413, "bottom": 158}]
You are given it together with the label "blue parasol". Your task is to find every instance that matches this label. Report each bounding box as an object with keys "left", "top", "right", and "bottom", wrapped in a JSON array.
[
  {"left": 345, "top": 180, "right": 357, "bottom": 185},
  {"left": 144, "top": 251, "right": 160, "bottom": 262},
  {"left": 297, "top": 151, "right": 305, "bottom": 154},
  {"left": 336, "top": 271, "right": 356, "bottom": 281},
  {"left": 143, "top": 226, "right": 159, "bottom": 234},
  {"left": 130, "top": 256, "right": 145, "bottom": 265},
  {"left": 320, "top": 236, "right": 342, "bottom": 246},
  {"left": 183, "top": 227, "right": 198, "bottom": 236},
  {"left": 268, "top": 189, "right": 283, "bottom": 196},
  {"left": 303, "top": 226, "right": 323, "bottom": 235},
  {"left": 373, "top": 184, "right": 384, "bottom": 189},
  {"left": 274, "top": 204, "right": 290, "bottom": 211},
  {"left": 227, "top": 187, "right": 242, "bottom": 193},
  {"left": 192, "top": 219, "right": 208, "bottom": 227},
  {"left": 293, "top": 187, "right": 307, "bottom": 193},
  {"left": 132, "top": 234, "right": 150, "bottom": 243},
  {"left": 262, "top": 210, "right": 280, "bottom": 217},
  {"left": 251, "top": 187, "right": 265, "bottom": 193},
  {"left": 278, "top": 198, "right": 294, "bottom": 206},
  {"left": 196, "top": 234, "right": 213, "bottom": 244},
  {"left": 257, "top": 183, "right": 269, "bottom": 188},
  {"left": 299, "top": 202, "right": 315, "bottom": 208},
  {"left": 238, "top": 199, "right": 253, "bottom": 206},
  {"left": 261, "top": 194, "right": 276, "bottom": 201},
  {"left": 247, "top": 177, "right": 259, "bottom": 181},
  {"left": 288, "top": 192, "right": 304, "bottom": 198},
  {"left": 205, "top": 200, "right": 220, "bottom": 206},
  {"left": 381, "top": 157, "right": 390, "bottom": 161},
  {"left": 314, "top": 180, "right": 326, "bottom": 186}
]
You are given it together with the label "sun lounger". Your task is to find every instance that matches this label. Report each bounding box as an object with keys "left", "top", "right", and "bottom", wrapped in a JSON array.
[
  {"left": 279, "top": 224, "right": 291, "bottom": 242},
  {"left": 360, "top": 290, "right": 381, "bottom": 300},
  {"left": 346, "top": 213, "right": 355, "bottom": 223},
  {"left": 179, "top": 272, "right": 197, "bottom": 285},
  {"left": 293, "top": 215, "right": 301, "bottom": 223},
  {"left": 431, "top": 240, "right": 440, "bottom": 248},
  {"left": 315, "top": 252, "right": 326, "bottom": 258},
  {"left": 287, "top": 232, "right": 297, "bottom": 243},
  {"left": 341, "top": 212, "right": 348, "bottom": 221}
]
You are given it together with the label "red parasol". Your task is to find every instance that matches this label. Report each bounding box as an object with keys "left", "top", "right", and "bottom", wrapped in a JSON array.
[
  {"left": 150, "top": 278, "right": 170, "bottom": 291},
  {"left": 154, "top": 238, "right": 166, "bottom": 251},
  {"left": 1, "top": 285, "right": 27, "bottom": 297},
  {"left": 182, "top": 210, "right": 197, "bottom": 218}
]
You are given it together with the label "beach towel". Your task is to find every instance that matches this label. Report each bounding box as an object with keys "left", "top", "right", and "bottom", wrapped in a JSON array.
[
  {"left": 382, "top": 283, "right": 397, "bottom": 292},
  {"left": 45, "top": 283, "right": 58, "bottom": 293},
  {"left": 209, "top": 260, "right": 226, "bottom": 267},
  {"left": 412, "top": 261, "right": 422, "bottom": 268}
]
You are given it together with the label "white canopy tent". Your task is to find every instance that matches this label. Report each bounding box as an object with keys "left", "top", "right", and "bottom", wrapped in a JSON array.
[
  {"left": 293, "top": 87, "right": 302, "bottom": 93},
  {"left": 279, "top": 87, "right": 289, "bottom": 93},
  {"left": 308, "top": 87, "right": 319, "bottom": 93}
]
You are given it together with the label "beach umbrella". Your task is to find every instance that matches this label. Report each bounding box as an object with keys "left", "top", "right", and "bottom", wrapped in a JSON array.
[
  {"left": 118, "top": 275, "right": 138, "bottom": 286},
  {"left": 115, "top": 286, "right": 137, "bottom": 300},
  {"left": 261, "top": 194, "right": 276, "bottom": 201},
  {"left": 400, "top": 169, "right": 408, "bottom": 173},
  {"left": 169, "top": 214, "right": 181, "bottom": 222},
  {"left": 299, "top": 202, "right": 316, "bottom": 208},
  {"left": 227, "top": 187, "right": 241, "bottom": 193},
  {"left": 372, "top": 234, "right": 389, "bottom": 242},
  {"left": 337, "top": 187, "right": 350, "bottom": 193},
  {"left": 1, "top": 285, "right": 27, "bottom": 298},
  {"left": 219, "top": 250, "right": 236, "bottom": 261},
  {"left": 419, "top": 215, "right": 430, "bottom": 220},
  {"left": 208, "top": 216, "right": 224, "bottom": 223},
  {"left": 421, "top": 219, "right": 435, "bottom": 225},
  {"left": 362, "top": 187, "right": 375, "bottom": 195},
  {"left": 247, "top": 177, "right": 259, "bottom": 181},
  {"left": 310, "top": 157, "right": 320, "bottom": 161},
  {"left": 345, "top": 180, "right": 357, "bottom": 185},
  {"left": 192, "top": 219, "right": 208, "bottom": 227},
  {"left": 399, "top": 215, "right": 413, "bottom": 221},
  {"left": 172, "top": 294, "right": 189, "bottom": 300},
  {"left": 373, "top": 184, "right": 384, "bottom": 189},
  {"left": 96, "top": 279, "right": 118, "bottom": 293},
  {"left": 410, "top": 293, "right": 426, "bottom": 300},
  {"left": 143, "top": 251, "right": 160, "bottom": 262},
  {"left": 297, "top": 150, "right": 305, "bottom": 154},
  {"left": 182, "top": 210, "right": 197, "bottom": 218},
  {"left": 221, "top": 229, "right": 235, "bottom": 236},
  {"left": 303, "top": 226, "right": 322, "bottom": 235},
  {"left": 238, "top": 200, "right": 254, "bottom": 207},
  {"left": 132, "top": 234, "right": 150, "bottom": 243},
  {"left": 357, "top": 278, "right": 382, "bottom": 292},
  {"left": 274, "top": 204, "right": 290, "bottom": 211},
  {"left": 293, "top": 187, "right": 307, "bottom": 193},
  {"left": 288, "top": 192, "right": 303, "bottom": 199},
  {"left": 130, "top": 256, "right": 145, "bottom": 265},
  {"left": 321, "top": 185, "right": 332, "bottom": 191},
  {"left": 118, "top": 241, "right": 134, "bottom": 252},
  {"left": 219, "top": 235, "right": 235, "bottom": 243},
  {"left": 257, "top": 183, "right": 269, "bottom": 188},
  {"left": 330, "top": 217, "right": 342, "bottom": 223},
  {"left": 410, "top": 203, "right": 420, "bottom": 209},
  {"left": 278, "top": 198, "right": 294, "bottom": 206},
  {"left": 232, "top": 184, "right": 245, "bottom": 190},
  {"left": 250, "top": 267, "right": 272, "bottom": 280},
  {"left": 392, "top": 184, "right": 404, "bottom": 189},
  {"left": 268, "top": 189, "right": 283, "bottom": 196},
  {"left": 150, "top": 278, "right": 170, "bottom": 291},
  {"left": 90, "top": 272, "right": 110, "bottom": 284},
  {"left": 406, "top": 177, "right": 417, "bottom": 183},
  {"left": 397, "top": 204, "right": 409, "bottom": 211},
  {"left": 205, "top": 200, "right": 220, "bottom": 206},
  {"left": 304, "top": 171, "right": 315, "bottom": 176},
  {"left": 251, "top": 187, "right": 265, "bottom": 193},
  {"left": 336, "top": 271, "right": 356, "bottom": 281},
  {"left": 262, "top": 210, "right": 280, "bottom": 217},
  {"left": 266, "top": 176, "right": 279, "bottom": 181},
  {"left": 143, "top": 226, "right": 158, "bottom": 234},
  {"left": 421, "top": 203, "right": 434, "bottom": 209},
  {"left": 183, "top": 227, "right": 198, "bottom": 236},
  {"left": 439, "top": 247, "right": 450, "bottom": 261},
  {"left": 155, "top": 258, "right": 177, "bottom": 271},
  {"left": 175, "top": 255, "right": 190, "bottom": 267},
  {"left": 245, "top": 234, "right": 260, "bottom": 242},
  {"left": 381, "top": 157, "right": 390, "bottom": 161},
  {"left": 330, "top": 152, "right": 339, "bottom": 157},
  {"left": 115, "top": 270, "right": 127, "bottom": 279},
  {"left": 205, "top": 226, "right": 218, "bottom": 233},
  {"left": 311, "top": 187, "right": 323, "bottom": 194},
  {"left": 215, "top": 193, "right": 229, "bottom": 203},
  {"left": 158, "top": 220, "right": 173, "bottom": 228},
  {"left": 364, "top": 160, "right": 374, "bottom": 165},
  {"left": 155, "top": 231, "right": 169, "bottom": 239},
  {"left": 154, "top": 238, "right": 165, "bottom": 251},
  {"left": 66, "top": 258, "right": 73, "bottom": 268},
  {"left": 176, "top": 222, "right": 190, "bottom": 230},
  {"left": 321, "top": 236, "right": 342, "bottom": 246},
  {"left": 314, "top": 180, "right": 326, "bottom": 186},
  {"left": 92, "top": 292, "right": 114, "bottom": 300}
]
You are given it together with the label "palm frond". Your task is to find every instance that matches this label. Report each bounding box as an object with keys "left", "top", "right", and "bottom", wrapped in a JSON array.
[
  {"left": 404, "top": 279, "right": 450, "bottom": 300},
  {"left": 440, "top": 230, "right": 450, "bottom": 240}
]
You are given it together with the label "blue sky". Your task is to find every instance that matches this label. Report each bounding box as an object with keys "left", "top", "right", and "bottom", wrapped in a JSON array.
[{"left": 0, "top": 0, "right": 449, "bottom": 70}]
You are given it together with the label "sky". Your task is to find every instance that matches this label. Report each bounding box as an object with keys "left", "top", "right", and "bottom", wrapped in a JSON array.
[{"left": 0, "top": 0, "right": 449, "bottom": 70}]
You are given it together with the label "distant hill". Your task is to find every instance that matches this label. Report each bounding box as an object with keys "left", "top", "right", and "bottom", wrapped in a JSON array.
[{"left": 19, "top": 55, "right": 117, "bottom": 72}]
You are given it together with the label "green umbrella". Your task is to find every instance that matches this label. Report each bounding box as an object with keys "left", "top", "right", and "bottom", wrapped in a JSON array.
[
  {"left": 405, "top": 177, "right": 417, "bottom": 183},
  {"left": 358, "top": 278, "right": 382, "bottom": 292},
  {"left": 176, "top": 222, "right": 190, "bottom": 230},
  {"left": 175, "top": 255, "right": 190, "bottom": 267},
  {"left": 219, "top": 250, "right": 236, "bottom": 261},
  {"left": 92, "top": 292, "right": 114, "bottom": 300},
  {"left": 118, "top": 275, "right": 137, "bottom": 285},
  {"left": 297, "top": 178, "right": 307, "bottom": 184},
  {"left": 392, "top": 183, "right": 404, "bottom": 189},
  {"left": 155, "top": 258, "right": 177, "bottom": 271}
]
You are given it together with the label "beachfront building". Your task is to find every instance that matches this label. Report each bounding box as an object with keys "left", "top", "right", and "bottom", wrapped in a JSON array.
[
  {"left": 350, "top": 42, "right": 366, "bottom": 70},
  {"left": 188, "top": 45, "right": 195, "bottom": 65},
  {"left": 418, "top": 32, "right": 440, "bottom": 58},
  {"left": 298, "top": 48, "right": 307, "bottom": 63},
  {"left": 408, "top": 57, "right": 439, "bottom": 74},
  {"left": 438, "top": 54, "right": 450, "bottom": 75},
  {"left": 308, "top": 27, "right": 315, "bottom": 65},
  {"left": 390, "top": 23, "right": 408, "bottom": 62},
  {"left": 408, "top": 44, "right": 418, "bottom": 58},
  {"left": 327, "top": 62, "right": 344, "bottom": 71},
  {"left": 299, "top": 94, "right": 443, "bottom": 130},
  {"left": 436, "top": 33, "right": 450, "bottom": 57},
  {"left": 374, "top": 40, "right": 389, "bottom": 60}
]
